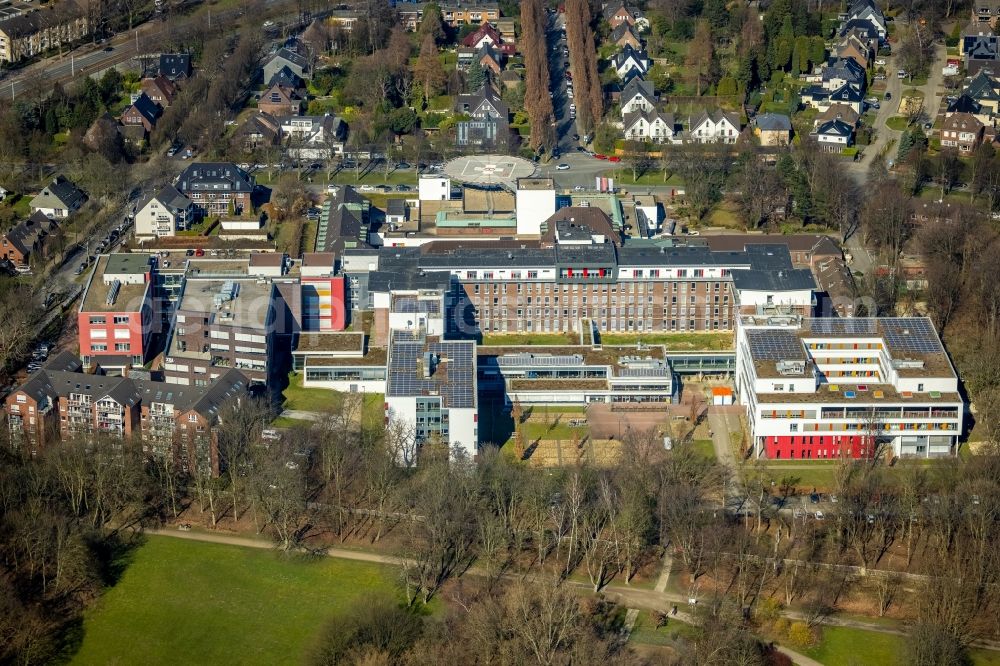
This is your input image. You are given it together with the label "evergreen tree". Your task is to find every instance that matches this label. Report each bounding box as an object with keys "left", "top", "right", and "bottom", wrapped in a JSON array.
[
  {"left": 897, "top": 130, "right": 915, "bottom": 161},
  {"left": 466, "top": 65, "right": 486, "bottom": 92}
]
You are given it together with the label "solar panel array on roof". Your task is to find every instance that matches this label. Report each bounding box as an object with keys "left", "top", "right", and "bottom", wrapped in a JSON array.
[
  {"left": 435, "top": 342, "right": 475, "bottom": 408},
  {"left": 746, "top": 330, "right": 806, "bottom": 361},
  {"left": 496, "top": 353, "right": 584, "bottom": 367},
  {"left": 879, "top": 318, "right": 943, "bottom": 354},
  {"left": 807, "top": 318, "right": 878, "bottom": 335}
]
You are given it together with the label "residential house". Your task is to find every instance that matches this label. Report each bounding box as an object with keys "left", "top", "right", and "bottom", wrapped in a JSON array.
[
  {"left": 462, "top": 23, "right": 501, "bottom": 49},
  {"left": 619, "top": 77, "right": 657, "bottom": 117},
  {"left": 318, "top": 185, "right": 372, "bottom": 254},
  {"left": 963, "top": 70, "right": 1000, "bottom": 115},
  {"left": 140, "top": 75, "right": 177, "bottom": 107},
  {"left": 267, "top": 65, "right": 304, "bottom": 90},
  {"left": 280, "top": 115, "right": 348, "bottom": 159},
  {"left": 175, "top": 163, "right": 254, "bottom": 218},
  {"left": 815, "top": 103, "right": 860, "bottom": 128},
  {"left": 457, "top": 44, "right": 502, "bottom": 76},
  {"left": 612, "top": 45, "right": 649, "bottom": 79},
  {"left": 753, "top": 113, "right": 792, "bottom": 146},
  {"left": 159, "top": 53, "right": 192, "bottom": 81},
  {"left": 822, "top": 57, "right": 866, "bottom": 92},
  {"left": 839, "top": 19, "right": 881, "bottom": 44},
  {"left": 0, "top": 211, "right": 59, "bottom": 267},
  {"left": 688, "top": 109, "right": 741, "bottom": 144},
  {"left": 235, "top": 112, "right": 281, "bottom": 152},
  {"left": 30, "top": 176, "right": 86, "bottom": 219},
  {"left": 258, "top": 83, "right": 303, "bottom": 116},
  {"left": 0, "top": 2, "right": 90, "bottom": 63},
  {"left": 120, "top": 93, "right": 161, "bottom": 135},
  {"left": 840, "top": 0, "right": 886, "bottom": 40},
  {"left": 500, "top": 69, "right": 522, "bottom": 90},
  {"left": 611, "top": 22, "right": 642, "bottom": 50},
  {"left": 603, "top": 1, "right": 637, "bottom": 29},
  {"left": 439, "top": 1, "right": 500, "bottom": 27},
  {"left": 814, "top": 118, "right": 854, "bottom": 151},
  {"left": 941, "top": 112, "right": 985, "bottom": 153},
  {"left": 263, "top": 47, "right": 310, "bottom": 85},
  {"left": 836, "top": 34, "right": 870, "bottom": 70},
  {"left": 327, "top": 9, "right": 362, "bottom": 32},
  {"left": 964, "top": 33, "right": 1000, "bottom": 76},
  {"left": 946, "top": 94, "right": 992, "bottom": 126},
  {"left": 399, "top": 6, "right": 425, "bottom": 31},
  {"left": 622, "top": 110, "right": 678, "bottom": 144},
  {"left": 973, "top": 0, "right": 1000, "bottom": 28},
  {"left": 455, "top": 85, "right": 510, "bottom": 147},
  {"left": 496, "top": 18, "right": 516, "bottom": 43},
  {"left": 135, "top": 185, "right": 196, "bottom": 238},
  {"left": 802, "top": 82, "right": 864, "bottom": 115}
]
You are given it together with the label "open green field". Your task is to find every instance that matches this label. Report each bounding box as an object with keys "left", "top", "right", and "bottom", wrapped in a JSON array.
[
  {"left": 804, "top": 626, "right": 902, "bottom": 665},
  {"left": 71, "top": 536, "right": 399, "bottom": 666},
  {"left": 629, "top": 611, "right": 700, "bottom": 646},
  {"left": 599, "top": 332, "right": 734, "bottom": 351},
  {"left": 281, "top": 372, "right": 384, "bottom": 425}
]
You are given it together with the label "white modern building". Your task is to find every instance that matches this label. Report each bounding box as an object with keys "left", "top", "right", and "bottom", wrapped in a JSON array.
[
  {"left": 735, "top": 316, "right": 963, "bottom": 460},
  {"left": 514, "top": 177, "right": 556, "bottom": 235}
]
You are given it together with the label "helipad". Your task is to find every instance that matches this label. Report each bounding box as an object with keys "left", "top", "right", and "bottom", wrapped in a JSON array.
[{"left": 442, "top": 154, "right": 537, "bottom": 188}]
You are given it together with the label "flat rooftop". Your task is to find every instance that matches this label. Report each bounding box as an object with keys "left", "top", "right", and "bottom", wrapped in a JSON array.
[
  {"left": 744, "top": 317, "right": 956, "bottom": 379},
  {"left": 177, "top": 278, "right": 273, "bottom": 329},
  {"left": 303, "top": 347, "right": 388, "bottom": 367},
  {"left": 81, "top": 256, "right": 149, "bottom": 313},
  {"left": 756, "top": 384, "right": 962, "bottom": 405},
  {"left": 462, "top": 188, "right": 515, "bottom": 214},
  {"left": 105, "top": 253, "right": 152, "bottom": 275},
  {"left": 294, "top": 332, "right": 365, "bottom": 353},
  {"left": 184, "top": 259, "right": 252, "bottom": 276},
  {"left": 477, "top": 344, "right": 666, "bottom": 369},
  {"left": 517, "top": 177, "right": 555, "bottom": 190}
]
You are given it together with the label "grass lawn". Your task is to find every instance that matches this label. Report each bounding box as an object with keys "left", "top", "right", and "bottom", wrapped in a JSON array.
[
  {"left": 706, "top": 201, "right": 743, "bottom": 229},
  {"left": 10, "top": 194, "right": 30, "bottom": 218},
  {"left": 885, "top": 116, "right": 911, "bottom": 132},
  {"left": 282, "top": 371, "right": 338, "bottom": 412},
  {"left": 804, "top": 626, "right": 903, "bottom": 665},
  {"left": 629, "top": 611, "right": 700, "bottom": 646},
  {"left": 757, "top": 464, "right": 839, "bottom": 492},
  {"left": 481, "top": 332, "right": 579, "bottom": 346},
  {"left": 71, "top": 536, "right": 400, "bottom": 666},
  {"left": 690, "top": 439, "right": 716, "bottom": 460},
  {"left": 521, "top": 420, "right": 589, "bottom": 442},
  {"left": 330, "top": 169, "right": 418, "bottom": 187},
  {"left": 609, "top": 170, "right": 685, "bottom": 188},
  {"left": 599, "top": 332, "right": 734, "bottom": 351}
]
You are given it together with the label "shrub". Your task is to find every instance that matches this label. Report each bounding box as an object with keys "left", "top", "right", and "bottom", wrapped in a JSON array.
[
  {"left": 756, "top": 597, "right": 783, "bottom": 623},
  {"left": 772, "top": 617, "right": 790, "bottom": 637},
  {"left": 787, "top": 622, "right": 815, "bottom": 649}
]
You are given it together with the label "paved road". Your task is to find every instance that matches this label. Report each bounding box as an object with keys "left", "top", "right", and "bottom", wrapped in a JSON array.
[{"left": 708, "top": 407, "right": 743, "bottom": 505}]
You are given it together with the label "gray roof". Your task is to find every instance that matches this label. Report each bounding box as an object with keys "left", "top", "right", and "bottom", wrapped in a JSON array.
[
  {"left": 43, "top": 351, "right": 82, "bottom": 373},
  {"left": 31, "top": 176, "right": 85, "bottom": 211},
  {"left": 176, "top": 163, "right": 253, "bottom": 193},
  {"left": 755, "top": 113, "right": 792, "bottom": 132},
  {"left": 816, "top": 118, "right": 854, "bottom": 137},
  {"left": 731, "top": 267, "right": 816, "bottom": 292},
  {"left": 386, "top": 330, "right": 476, "bottom": 409},
  {"left": 159, "top": 53, "right": 191, "bottom": 80},
  {"left": 621, "top": 77, "right": 656, "bottom": 105}
]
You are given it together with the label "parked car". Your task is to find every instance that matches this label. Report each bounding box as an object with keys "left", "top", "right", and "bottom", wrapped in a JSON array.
[
  {"left": 884, "top": 91, "right": 892, "bottom": 100},
  {"left": 556, "top": 163, "right": 570, "bottom": 170},
  {"left": 573, "top": 185, "right": 586, "bottom": 191},
  {"left": 396, "top": 162, "right": 411, "bottom": 169},
  {"left": 594, "top": 154, "right": 608, "bottom": 160},
  {"left": 358, "top": 184, "right": 376, "bottom": 192},
  {"left": 395, "top": 184, "right": 412, "bottom": 192},
  {"left": 195, "top": 248, "right": 205, "bottom": 257}
]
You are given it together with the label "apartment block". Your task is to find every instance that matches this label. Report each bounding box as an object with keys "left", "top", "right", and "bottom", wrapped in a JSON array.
[
  {"left": 4, "top": 362, "right": 248, "bottom": 474},
  {"left": 735, "top": 316, "right": 963, "bottom": 460},
  {"left": 175, "top": 163, "right": 254, "bottom": 218},
  {"left": 163, "top": 273, "right": 275, "bottom": 387},
  {"left": 78, "top": 254, "right": 157, "bottom": 373}
]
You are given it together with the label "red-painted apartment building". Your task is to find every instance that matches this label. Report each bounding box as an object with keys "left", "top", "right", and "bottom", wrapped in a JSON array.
[{"left": 78, "top": 254, "right": 157, "bottom": 373}]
